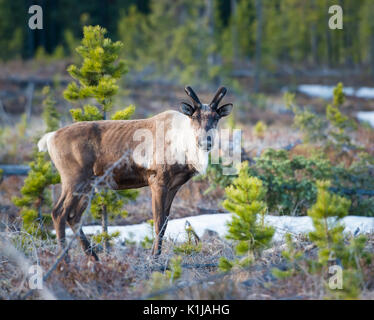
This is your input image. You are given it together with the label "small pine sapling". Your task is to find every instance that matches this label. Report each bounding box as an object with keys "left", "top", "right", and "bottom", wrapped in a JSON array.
[
  {"left": 307, "top": 180, "right": 370, "bottom": 299},
  {"left": 219, "top": 162, "right": 274, "bottom": 271},
  {"left": 272, "top": 233, "right": 305, "bottom": 279},
  {"left": 147, "top": 256, "right": 183, "bottom": 299},
  {"left": 41, "top": 86, "right": 60, "bottom": 132},
  {"left": 141, "top": 219, "right": 155, "bottom": 249},
  {"left": 253, "top": 121, "right": 267, "bottom": 139},
  {"left": 285, "top": 91, "right": 326, "bottom": 144},
  {"left": 308, "top": 181, "right": 351, "bottom": 265},
  {"left": 13, "top": 88, "right": 61, "bottom": 238},
  {"left": 285, "top": 83, "right": 357, "bottom": 153},
  {"left": 91, "top": 189, "right": 138, "bottom": 250},
  {"left": 325, "top": 82, "right": 357, "bottom": 151},
  {"left": 63, "top": 25, "right": 128, "bottom": 120},
  {"left": 174, "top": 221, "right": 202, "bottom": 255},
  {"left": 12, "top": 152, "right": 60, "bottom": 237}
]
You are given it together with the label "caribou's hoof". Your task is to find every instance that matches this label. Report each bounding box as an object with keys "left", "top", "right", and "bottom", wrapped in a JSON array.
[
  {"left": 63, "top": 253, "right": 71, "bottom": 264},
  {"left": 88, "top": 249, "right": 99, "bottom": 262},
  {"left": 90, "top": 252, "right": 99, "bottom": 262}
]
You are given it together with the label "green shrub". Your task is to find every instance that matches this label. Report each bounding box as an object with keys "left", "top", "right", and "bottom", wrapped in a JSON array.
[
  {"left": 200, "top": 147, "right": 374, "bottom": 216},
  {"left": 248, "top": 148, "right": 332, "bottom": 215}
]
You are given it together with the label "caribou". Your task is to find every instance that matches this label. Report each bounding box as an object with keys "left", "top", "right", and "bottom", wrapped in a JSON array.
[{"left": 38, "top": 86, "right": 233, "bottom": 261}]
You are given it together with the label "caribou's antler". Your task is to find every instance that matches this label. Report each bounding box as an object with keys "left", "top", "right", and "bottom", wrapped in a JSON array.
[
  {"left": 184, "top": 86, "right": 201, "bottom": 108},
  {"left": 210, "top": 86, "right": 227, "bottom": 110}
]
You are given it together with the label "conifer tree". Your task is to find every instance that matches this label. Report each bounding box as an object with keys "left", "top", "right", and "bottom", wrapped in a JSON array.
[
  {"left": 13, "top": 153, "right": 60, "bottom": 237},
  {"left": 63, "top": 25, "right": 128, "bottom": 120},
  {"left": 13, "top": 87, "right": 61, "bottom": 238},
  {"left": 42, "top": 86, "right": 60, "bottom": 132},
  {"left": 326, "top": 82, "right": 357, "bottom": 150},
  {"left": 63, "top": 25, "right": 138, "bottom": 253},
  {"left": 308, "top": 180, "right": 351, "bottom": 265},
  {"left": 219, "top": 162, "right": 274, "bottom": 271}
]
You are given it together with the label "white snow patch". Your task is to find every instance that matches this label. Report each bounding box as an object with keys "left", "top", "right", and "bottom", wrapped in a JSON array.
[
  {"left": 286, "top": 84, "right": 374, "bottom": 128},
  {"left": 357, "top": 111, "right": 374, "bottom": 127},
  {"left": 297, "top": 85, "right": 354, "bottom": 99},
  {"left": 65, "top": 214, "right": 374, "bottom": 244},
  {"left": 294, "top": 84, "right": 374, "bottom": 100},
  {"left": 356, "top": 87, "right": 374, "bottom": 99}
]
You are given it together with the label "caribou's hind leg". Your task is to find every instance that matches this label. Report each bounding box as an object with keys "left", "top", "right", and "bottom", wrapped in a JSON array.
[
  {"left": 67, "top": 195, "right": 99, "bottom": 262},
  {"left": 51, "top": 188, "right": 77, "bottom": 262},
  {"left": 52, "top": 179, "right": 98, "bottom": 261}
]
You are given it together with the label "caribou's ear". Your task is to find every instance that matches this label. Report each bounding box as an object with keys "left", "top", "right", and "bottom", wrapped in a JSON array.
[
  {"left": 180, "top": 102, "right": 195, "bottom": 117},
  {"left": 217, "top": 103, "right": 233, "bottom": 117}
]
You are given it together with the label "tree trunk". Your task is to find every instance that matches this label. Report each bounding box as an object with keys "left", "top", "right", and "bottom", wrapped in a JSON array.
[
  {"left": 310, "top": 0, "right": 318, "bottom": 65},
  {"left": 27, "top": 0, "right": 35, "bottom": 58},
  {"left": 325, "top": 3, "right": 333, "bottom": 67},
  {"left": 38, "top": 198, "right": 44, "bottom": 235},
  {"left": 230, "top": 0, "right": 238, "bottom": 64},
  {"left": 101, "top": 204, "right": 110, "bottom": 254},
  {"left": 254, "top": 0, "right": 263, "bottom": 93},
  {"left": 25, "top": 82, "right": 34, "bottom": 122},
  {"left": 51, "top": 184, "right": 56, "bottom": 206},
  {"left": 206, "top": 0, "right": 219, "bottom": 86},
  {"left": 206, "top": 0, "right": 214, "bottom": 66},
  {"left": 370, "top": 3, "right": 374, "bottom": 79},
  {"left": 371, "top": 32, "right": 374, "bottom": 79}
]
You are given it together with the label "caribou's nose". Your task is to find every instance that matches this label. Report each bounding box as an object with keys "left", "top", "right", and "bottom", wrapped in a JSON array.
[
  {"left": 207, "top": 136, "right": 212, "bottom": 149},
  {"left": 198, "top": 136, "right": 213, "bottom": 151}
]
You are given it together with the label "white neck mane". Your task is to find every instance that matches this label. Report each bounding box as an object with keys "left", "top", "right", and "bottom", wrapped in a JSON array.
[{"left": 165, "top": 111, "right": 209, "bottom": 174}]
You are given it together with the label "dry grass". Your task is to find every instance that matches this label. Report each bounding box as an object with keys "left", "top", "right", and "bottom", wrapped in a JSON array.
[{"left": 1, "top": 225, "right": 373, "bottom": 300}]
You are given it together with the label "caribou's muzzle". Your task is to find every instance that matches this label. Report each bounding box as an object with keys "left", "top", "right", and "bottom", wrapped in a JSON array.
[{"left": 198, "top": 135, "right": 213, "bottom": 151}]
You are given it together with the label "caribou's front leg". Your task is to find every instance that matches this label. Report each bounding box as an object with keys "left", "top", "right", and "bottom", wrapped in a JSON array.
[
  {"left": 150, "top": 183, "right": 181, "bottom": 256},
  {"left": 150, "top": 184, "right": 168, "bottom": 256}
]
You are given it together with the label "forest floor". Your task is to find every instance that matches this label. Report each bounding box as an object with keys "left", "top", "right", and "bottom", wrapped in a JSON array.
[{"left": 1, "top": 226, "right": 374, "bottom": 300}]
